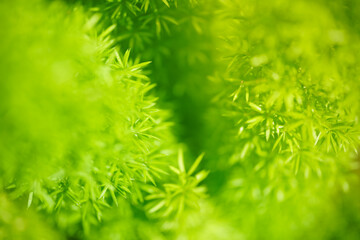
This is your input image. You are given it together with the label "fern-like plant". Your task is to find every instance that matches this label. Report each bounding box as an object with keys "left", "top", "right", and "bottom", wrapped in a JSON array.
[{"left": 1, "top": 0, "right": 360, "bottom": 239}]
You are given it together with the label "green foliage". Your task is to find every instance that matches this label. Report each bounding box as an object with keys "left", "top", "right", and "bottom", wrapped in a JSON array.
[
  {"left": 203, "top": 0, "right": 360, "bottom": 238},
  {"left": 0, "top": 0, "right": 208, "bottom": 238},
  {"left": 0, "top": 193, "right": 64, "bottom": 240},
  {"left": 144, "top": 149, "right": 207, "bottom": 218},
  {"left": 69, "top": 0, "right": 215, "bottom": 154},
  {"left": 211, "top": 0, "right": 360, "bottom": 193},
  {"left": 1, "top": 0, "right": 360, "bottom": 239}
]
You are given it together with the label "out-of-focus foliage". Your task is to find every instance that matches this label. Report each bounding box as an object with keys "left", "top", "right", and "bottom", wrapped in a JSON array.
[
  {"left": 204, "top": 0, "right": 360, "bottom": 239},
  {"left": 211, "top": 0, "right": 360, "bottom": 193},
  {"left": 1, "top": 0, "right": 360, "bottom": 239},
  {"left": 0, "top": 193, "right": 64, "bottom": 240}
]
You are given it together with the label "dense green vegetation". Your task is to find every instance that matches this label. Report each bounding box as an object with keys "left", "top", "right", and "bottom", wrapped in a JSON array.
[{"left": 1, "top": 0, "right": 360, "bottom": 239}]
